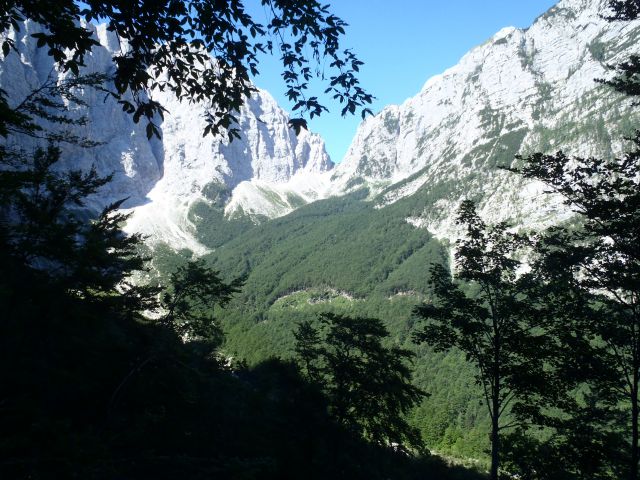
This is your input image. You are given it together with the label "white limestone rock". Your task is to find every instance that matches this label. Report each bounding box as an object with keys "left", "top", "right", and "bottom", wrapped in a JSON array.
[
  {"left": 3, "top": 0, "right": 640, "bottom": 253},
  {"left": 0, "top": 20, "right": 333, "bottom": 252},
  {"left": 332, "top": 0, "right": 640, "bottom": 242}
]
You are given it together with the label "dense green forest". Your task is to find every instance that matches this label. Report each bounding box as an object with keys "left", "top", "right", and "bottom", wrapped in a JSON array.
[
  {"left": 2, "top": 1, "right": 640, "bottom": 479},
  {"left": 181, "top": 187, "right": 493, "bottom": 460}
]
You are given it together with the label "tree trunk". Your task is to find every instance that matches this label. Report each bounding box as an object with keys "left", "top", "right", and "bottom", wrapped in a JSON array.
[
  {"left": 490, "top": 325, "right": 501, "bottom": 480},
  {"left": 490, "top": 380, "right": 500, "bottom": 480},
  {"left": 490, "top": 404, "right": 500, "bottom": 480},
  {"left": 631, "top": 370, "right": 639, "bottom": 480}
]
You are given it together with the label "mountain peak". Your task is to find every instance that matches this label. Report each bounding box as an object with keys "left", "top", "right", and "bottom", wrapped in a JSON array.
[
  {"left": 534, "top": 0, "right": 612, "bottom": 24},
  {"left": 0, "top": 20, "right": 335, "bottom": 252},
  {"left": 556, "top": 0, "right": 609, "bottom": 12},
  {"left": 4, "top": 1, "right": 640, "bottom": 254},
  {"left": 493, "top": 26, "right": 518, "bottom": 40},
  {"left": 330, "top": 0, "right": 640, "bottom": 243}
]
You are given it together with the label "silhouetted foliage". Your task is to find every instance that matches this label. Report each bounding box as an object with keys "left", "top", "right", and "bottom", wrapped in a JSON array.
[
  {"left": 501, "top": 401, "right": 625, "bottom": 480},
  {"left": 600, "top": 1, "right": 640, "bottom": 101},
  {"left": 490, "top": 223, "right": 628, "bottom": 479},
  {"left": 414, "top": 200, "right": 553, "bottom": 480},
  {"left": 600, "top": 55, "right": 640, "bottom": 101},
  {"left": 514, "top": 136, "right": 640, "bottom": 480},
  {"left": 0, "top": 51, "right": 481, "bottom": 480},
  {"left": 162, "top": 259, "right": 243, "bottom": 344},
  {"left": 0, "top": 71, "right": 111, "bottom": 144},
  {"left": 294, "top": 312, "right": 426, "bottom": 453},
  {"left": 607, "top": 0, "right": 640, "bottom": 20},
  {"left": 0, "top": 143, "right": 160, "bottom": 311},
  {"left": 491, "top": 2, "right": 640, "bottom": 478},
  {"left": 293, "top": 318, "right": 323, "bottom": 381},
  {"left": 0, "top": 0, "right": 373, "bottom": 138}
]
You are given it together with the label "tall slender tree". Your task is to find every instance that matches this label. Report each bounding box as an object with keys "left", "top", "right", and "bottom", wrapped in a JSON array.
[
  {"left": 495, "top": 2, "right": 640, "bottom": 478},
  {"left": 413, "top": 201, "right": 551, "bottom": 480}
]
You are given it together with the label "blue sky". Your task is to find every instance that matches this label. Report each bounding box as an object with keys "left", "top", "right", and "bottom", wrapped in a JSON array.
[{"left": 247, "top": 0, "right": 557, "bottom": 163}]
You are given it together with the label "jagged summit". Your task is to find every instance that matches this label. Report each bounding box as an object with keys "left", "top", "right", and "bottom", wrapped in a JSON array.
[
  {"left": 0, "top": 20, "right": 334, "bottom": 252},
  {"left": 554, "top": 0, "right": 609, "bottom": 14}
]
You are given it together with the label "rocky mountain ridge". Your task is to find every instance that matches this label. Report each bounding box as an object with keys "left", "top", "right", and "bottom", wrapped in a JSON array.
[
  {"left": 330, "top": 0, "right": 640, "bottom": 242},
  {"left": 0, "top": 20, "right": 334, "bottom": 253},
  {"left": 2, "top": 0, "right": 640, "bottom": 252}
]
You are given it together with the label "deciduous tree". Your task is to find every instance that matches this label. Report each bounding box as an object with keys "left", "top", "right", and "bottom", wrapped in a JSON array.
[
  {"left": 413, "top": 200, "right": 551, "bottom": 480},
  {"left": 294, "top": 312, "right": 425, "bottom": 453},
  {"left": 516, "top": 137, "right": 640, "bottom": 480},
  {"left": 0, "top": 1, "right": 373, "bottom": 138},
  {"left": 162, "top": 259, "right": 243, "bottom": 344}
]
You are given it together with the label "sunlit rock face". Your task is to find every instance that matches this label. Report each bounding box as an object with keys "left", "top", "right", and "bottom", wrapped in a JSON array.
[
  {"left": 0, "top": 21, "right": 164, "bottom": 210},
  {"left": 0, "top": 21, "right": 333, "bottom": 253},
  {"left": 2, "top": 0, "right": 640, "bottom": 252},
  {"left": 331, "top": 0, "right": 640, "bottom": 242}
]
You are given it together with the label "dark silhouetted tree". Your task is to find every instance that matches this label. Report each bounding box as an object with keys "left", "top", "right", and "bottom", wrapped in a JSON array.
[
  {"left": 516, "top": 137, "right": 640, "bottom": 480},
  {"left": 413, "top": 200, "right": 552, "bottom": 480},
  {"left": 0, "top": 68, "right": 161, "bottom": 312},
  {"left": 293, "top": 318, "right": 322, "bottom": 382},
  {"left": 494, "top": 2, "right": 640, "bottom": 478},
  {"left": 494, "top": 223, "right": 627, "bottom": 479},
  {"left": 294, "top": 313, "right": 426, "bottom": 453},
  {"left": 162, "top": 259, "right": 242, "bottom": 344},
  {"left": 600, "top": 1, "right": 640, "bottom": 101},
  {"left": 607, "top": 0, "right": 640, "bottom": 21}
]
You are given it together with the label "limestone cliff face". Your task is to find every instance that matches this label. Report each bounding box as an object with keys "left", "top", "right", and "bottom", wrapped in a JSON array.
[
  {"left": 2, "top": 0, "right": 640, "bottom": 252},
  {"left": 330, "top": 0, "right": 640, "bottom": 241},
  {"left": 0, "top": 21, "right": 164, "bottom": 209},
  {"left": 0, "top": 21, "right": 333, "bottom": 252}
]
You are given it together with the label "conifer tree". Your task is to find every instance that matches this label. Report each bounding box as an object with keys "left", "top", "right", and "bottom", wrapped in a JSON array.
[{"left": 0, "top": 73, "right": 158, "bottom": 317}]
